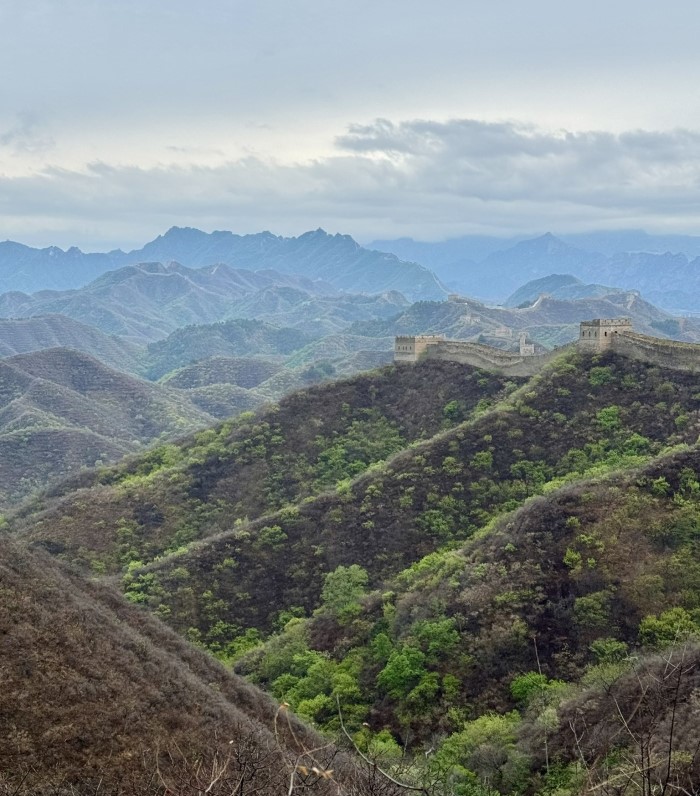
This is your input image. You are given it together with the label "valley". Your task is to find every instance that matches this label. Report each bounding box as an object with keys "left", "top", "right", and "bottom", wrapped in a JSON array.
[{"left": 3, "top": 225, "right": 700, "bottom": 795}]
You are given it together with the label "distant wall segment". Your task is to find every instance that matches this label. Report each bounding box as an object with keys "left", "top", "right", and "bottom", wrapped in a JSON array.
[{"left": 394, "top": 318, "right": 700, "bottom": 374}]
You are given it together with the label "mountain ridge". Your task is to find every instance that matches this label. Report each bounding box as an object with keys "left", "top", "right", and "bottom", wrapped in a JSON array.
[{"left": 0, "top": 227, "right": 447, "bottom": 302}]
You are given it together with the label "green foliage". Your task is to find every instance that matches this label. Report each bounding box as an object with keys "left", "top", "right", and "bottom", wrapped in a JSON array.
[
  {"left": 413, "top": 618, "right": 460, "bottom": 662},
  {"left": 589, "top": 637, "right": 628, "bottom": 663},
  {"left": 596, "top": 405, "right": 621, "bottom": 429},
  {"left": 509, "top": 672, "right": 549, "bottom": 704},
  {"left": 313, "top": 409, "right": 404, "bottom": 487},
  {"left": 589, "top": 366, "right": 613, "bottom": 386},
  {"left": 638, "top": 607, "right": 700, "bottom": 649},
  {"left": 319, "top": 564, "right": 369, "bottom": 618},
  {"left": 431, "top": 712, "right": 529, "bottom": 796},
  {"left": 444, "top": 399, "right": 467, "bottom": 423},
  {"left": 377, "top": 645, "right": 428, "bottom": 700},
  {"left": 574, "top": 590, "right": 613, "bottom": 630}
]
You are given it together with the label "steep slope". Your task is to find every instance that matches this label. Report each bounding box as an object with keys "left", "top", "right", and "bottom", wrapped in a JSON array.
[
  {"left": 0, "top": 313, "right": 143, "bottom": 373},
  {"left": 0, "top": 348, "right": 215, "bottom": 505},
  {"left": 95, "top": 349, "right": 699, "bottom": 642},
  {"left": 0, "top": 537, "right": 389, "bottom": 795},
  {"left": 236, "top": 449, "right": 700, "bottom": 795},
  {"left": 14, "top": 351, "right": 700, "bottom": 635},
  {"left": 10, "top": 350, "right": 700, "bottom": 795},
  {"left": 16, "top": 359, "right": 512, "bottom": 568}
]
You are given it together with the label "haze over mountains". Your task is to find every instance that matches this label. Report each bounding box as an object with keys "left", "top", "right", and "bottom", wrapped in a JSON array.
[
  {"left": 4, "top": 221, "right": 700, "bottom": 793},
  {"left": 371, "top": 230, "right": 700, "bottom": 311},
  {"left": 0, "top": 227, "right": 446, "bottom": 301},
  {"left": 0, "top": 224, "right": 699, "bottom": 508}
]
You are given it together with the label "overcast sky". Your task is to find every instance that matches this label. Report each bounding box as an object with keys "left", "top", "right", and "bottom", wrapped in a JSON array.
[{"left": 3, "top": 0, "right": 700, "bottom": 250}]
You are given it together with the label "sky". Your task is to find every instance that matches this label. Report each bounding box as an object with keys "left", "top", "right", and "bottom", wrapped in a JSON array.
[{"left": 3, "top": 0, "right": 700, "bottom": 250}]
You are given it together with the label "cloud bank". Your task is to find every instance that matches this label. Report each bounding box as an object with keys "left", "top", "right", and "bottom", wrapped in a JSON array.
[{"left": 4, "top": 118, "right": 700, "bottom": 250}]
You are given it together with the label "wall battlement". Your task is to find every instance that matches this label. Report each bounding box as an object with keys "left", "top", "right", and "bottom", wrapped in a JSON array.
[{"left": 394, "top": 319, "right": 700, "bottom": 374}]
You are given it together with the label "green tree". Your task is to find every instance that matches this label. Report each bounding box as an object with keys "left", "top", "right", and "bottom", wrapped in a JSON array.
[{"left": 319, "top": 564, "right": 369, "bottom": 618}]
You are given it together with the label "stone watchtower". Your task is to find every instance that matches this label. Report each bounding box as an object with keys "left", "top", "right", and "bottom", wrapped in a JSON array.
[
  {"left": 578, "top": 318, "right": 633, "bottom": 350},
  {"left": 394, "top": 335, "right": 444, "bottom": 362}
]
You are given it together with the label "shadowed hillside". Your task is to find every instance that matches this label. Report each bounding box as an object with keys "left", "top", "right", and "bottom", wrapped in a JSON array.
[
  {"left": 16, "top": 358, "right": 512, "bottom": 564},
  {"left": 15, "top": 350, "right": 700, "bottom": 634},
  {"left": 0, "top": 537, "right": 397, "bottom": 795},
  {"left": 9, "top": 349, "right": 700, "bottom": 795}
]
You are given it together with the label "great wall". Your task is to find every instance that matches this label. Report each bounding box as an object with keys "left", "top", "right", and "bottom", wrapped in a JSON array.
[{"left": 394, "top": 318, "right": 700, "bottom": 375}]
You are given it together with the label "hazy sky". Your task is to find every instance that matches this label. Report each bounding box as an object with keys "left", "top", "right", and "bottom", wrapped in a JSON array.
[{"left": 3, "top": 1, "right": 700, "bottom": 250}]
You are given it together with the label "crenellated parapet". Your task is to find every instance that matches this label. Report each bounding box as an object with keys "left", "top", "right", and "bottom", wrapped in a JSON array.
[
  {"left": 395, "top": 318, "right": 700, "bottom": 374},
  {"left": 394, "top": 334, "right": 445, "bottom": 362},
  {"left": 579, "top": 318, "right": 633, "bottom": 350}
]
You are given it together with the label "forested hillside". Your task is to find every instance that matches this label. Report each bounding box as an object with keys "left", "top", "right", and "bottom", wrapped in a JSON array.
[{"left": 8, "top": 347, "right": 700, "bottom": 795}]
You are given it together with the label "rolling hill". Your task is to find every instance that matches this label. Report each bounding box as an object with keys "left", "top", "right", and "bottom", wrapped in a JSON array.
[
  {"left": 0, "top": 313, "right": 143, "bottom": 373},
  {"left": 0, "top": 348, "right": 216, "bottom": 506},
  {"left": 8, "top": 346, "right": 700, "bottom": 794},
  {"left": 0, "top": 262, "right": 339, "bottom": 343}
]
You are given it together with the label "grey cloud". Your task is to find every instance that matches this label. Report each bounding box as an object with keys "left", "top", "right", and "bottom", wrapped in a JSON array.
[
  {"left": 4, "top": 118, "right": 700, "bottom": 249},
  {"left": 0, "top": 112, "right": 54, "bottom": 155}
]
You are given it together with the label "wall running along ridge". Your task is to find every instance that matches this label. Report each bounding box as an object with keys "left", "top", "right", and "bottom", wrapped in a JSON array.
[{"left": 394, "top": 320, "right": 700, "bottom": 374}]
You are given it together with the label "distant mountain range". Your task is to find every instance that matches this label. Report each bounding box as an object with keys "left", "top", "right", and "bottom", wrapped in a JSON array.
[
  {"left": 350, "top": 286, "right": 700, "bottom": 350},
  {"left": 0, "top": 260, "right": 412, "bottom": 342},
  {"left": 370, "top": 231, "right": 700, "bottom": 311},
  {"left": 0, "top": 226, "right": 447, "bottom": 301},
  {"left": 4, "top": 225, "right": 700, "bottom": 510}
]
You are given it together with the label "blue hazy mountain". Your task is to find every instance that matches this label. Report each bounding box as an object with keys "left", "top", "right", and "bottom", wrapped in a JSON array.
[
  {"left": 0, "top": 228, "right": 446, "bottom": 302},
  {"left": 504, "top": 274, "right": 625, "bottom": 307},
  {"left": 371, "top": 231, "right": 700, "bottom": 311}
]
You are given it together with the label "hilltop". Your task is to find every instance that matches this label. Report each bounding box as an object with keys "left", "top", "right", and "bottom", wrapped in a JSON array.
[
  {"left": 350, "top": 289, "right": 696, "bottom": 350},
  {"left": 0, "top": 313, "right": 143, "bottom": 373},
  {"left": 9, "top": 344, "right": 700, "bottom": 793}
]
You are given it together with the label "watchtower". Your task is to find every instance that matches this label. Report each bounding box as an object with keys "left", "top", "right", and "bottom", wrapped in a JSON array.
[
  {"left": 394, "top": 335, "right": 445, "bottom": 363},
  {"left": 578, "top": 318, "right": 632, "bottom": 350}
]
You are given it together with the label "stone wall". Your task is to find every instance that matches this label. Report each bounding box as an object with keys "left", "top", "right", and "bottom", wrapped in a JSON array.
[
  {"left": 394, "top": 335, "right": 444, "bottom": 363},
  {"left": 395, "top": 324, "right": 700, "bottom": 375},
  {"left": 423, "top": 340, "right": 572, "bottom": 377},
  {"left": 611, "top": 332, "right": 700, "bottom": 373}
]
